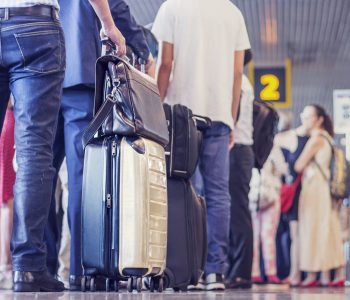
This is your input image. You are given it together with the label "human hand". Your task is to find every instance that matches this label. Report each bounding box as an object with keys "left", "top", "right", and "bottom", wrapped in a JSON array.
[
  {"left": 145, "top": 54, "right": 156, "bottom": 78},
  {"left": 229, "top": 130, "right": 235, "bottom": 150},
  {"left": 101, "top": 26, "right": 126, "bottom": 56}
]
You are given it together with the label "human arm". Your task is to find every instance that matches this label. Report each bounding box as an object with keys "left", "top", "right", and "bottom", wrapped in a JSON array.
[
  {"left": 109, "top": 0, "right": 155, "bottom": 76},
  {"left": 157, "top": 42, "right": 174, "bottom": 101},
  {"left": 231, "top": 50, "right": 245, "bottom": 123},
  {"left": 88, "top": 0, "right": 126, "bottom": 56},
  {"left": 294, "top": 134, "right": 324, "bottom": 173}
]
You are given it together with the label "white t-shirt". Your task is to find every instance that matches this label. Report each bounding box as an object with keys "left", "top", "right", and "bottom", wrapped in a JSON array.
[
  {"left": 235, "top": 74, "right": 254, "bottom": 145},
  {"left": 152, "top": 0, "right": 250, "bottom": 129}
]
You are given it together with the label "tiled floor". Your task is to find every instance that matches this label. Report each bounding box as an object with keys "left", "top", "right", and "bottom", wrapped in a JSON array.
[{"left": 0, "top": 285, "right": 349, "bottom": 300}]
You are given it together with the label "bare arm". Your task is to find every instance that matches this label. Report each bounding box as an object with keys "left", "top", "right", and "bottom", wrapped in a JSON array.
[
  {"left": 294, "top": 135, "right": 324, "bottom": 173},
  {"left": 157, "top": 42, "right": 174, "bottom": 101},
  {"left": 231, "top": 50, "right": 245, "bottom": 122},
  {"left": 88, "top": 0, "right": 126, "bottom": 55}
]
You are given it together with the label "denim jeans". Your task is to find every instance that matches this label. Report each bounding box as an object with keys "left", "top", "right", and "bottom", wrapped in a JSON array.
[
  {"left": 192, "top": 122, "right": 231, "bottom": 275},
  {"left": 0, "top": 13, "right": 65, "bottom": 271},
  {"left": 45, "top": 86, "right": 94, "bottom": 277}
]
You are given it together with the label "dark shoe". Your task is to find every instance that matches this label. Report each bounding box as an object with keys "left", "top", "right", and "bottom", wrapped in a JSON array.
[
  {"left": 225, "top": 277, "right": 252, "bottom": 289},
  {"left": 13, "top": 270, "right": 65, "bottom": 292}
]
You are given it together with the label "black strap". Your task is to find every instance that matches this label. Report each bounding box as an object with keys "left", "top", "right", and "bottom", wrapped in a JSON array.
[{"left": 82, "top": 92, "right": 121, "bottom": 148}]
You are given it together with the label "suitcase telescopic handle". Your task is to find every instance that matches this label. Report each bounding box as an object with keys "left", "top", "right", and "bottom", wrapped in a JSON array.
[{"left": 101, "top": 37, "right": 118, "bottom": 56}]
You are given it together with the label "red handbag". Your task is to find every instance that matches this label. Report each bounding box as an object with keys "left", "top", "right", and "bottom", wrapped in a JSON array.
[{"left": 280, "top": 174, "right": 302, "bottom": 213}]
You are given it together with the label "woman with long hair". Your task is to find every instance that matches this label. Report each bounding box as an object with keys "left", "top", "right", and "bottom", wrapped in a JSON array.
[{"left": 295, "top": 104, "right": 345, "bottom": 287}]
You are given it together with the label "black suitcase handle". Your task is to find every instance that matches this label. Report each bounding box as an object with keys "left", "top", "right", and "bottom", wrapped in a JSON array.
[{"left": 193, "top": 115, "right": 212, "bottom": 131}]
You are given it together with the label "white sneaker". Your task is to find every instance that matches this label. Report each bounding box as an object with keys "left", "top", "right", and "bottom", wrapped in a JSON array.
[
  {"left": 0, "top": 270, "right": 13, "bottom": 290},
  {"left": 205, "top": 273, "right": 225, "bottom": 291},
  {"left": 187, "top": 275, "right": 206, "bottom": 291}
]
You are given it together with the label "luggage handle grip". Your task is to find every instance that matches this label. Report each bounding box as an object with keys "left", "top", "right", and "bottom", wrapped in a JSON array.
[{"left": 193, "top": 115, "right": 212, "bottom": 131}]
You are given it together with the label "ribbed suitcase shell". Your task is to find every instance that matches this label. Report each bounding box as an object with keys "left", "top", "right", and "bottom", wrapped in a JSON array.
[{"left": 82, "top": 136, "right": 167, "bottom": 280}]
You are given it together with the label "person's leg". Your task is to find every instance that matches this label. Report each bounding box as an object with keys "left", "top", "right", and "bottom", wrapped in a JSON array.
[
  {"left": 289, "top": 221, "right": 300, "bottom": 285},
  {"left": 193, "top": 122, "right": 231, "bottom": 290},
  {"left": 61, "top": 86, "right": 94, "bottom": 289},
  {"left": 57, "top": 162, "right": 71, "bottom": 287},
  {"left": 226, "top": 145, "right": 254, "bottom": 286},
  {"left": 45, "top": 110, "right": 65, "bottom": 276},
  {"left": 251, "top": 211, "right": 262, "bottom": 282},
  {"left": 2, "top": 13, "right": 66, "bottom": 292},
  {"left": 261, "top": 203, "right": 280, "bottom": 282}
]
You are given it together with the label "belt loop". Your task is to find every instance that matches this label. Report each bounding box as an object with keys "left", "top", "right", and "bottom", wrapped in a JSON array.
[{"left": 51, "top": 8, "right": 59, "bottom": 21}]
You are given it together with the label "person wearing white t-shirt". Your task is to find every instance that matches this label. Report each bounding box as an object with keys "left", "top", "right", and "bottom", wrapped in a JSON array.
[
  {"left": 226, "top": 51, "right": 255, "bottom": 289},
  {"left": 152, "top": 0, "right": 250, "bottom": 291}
]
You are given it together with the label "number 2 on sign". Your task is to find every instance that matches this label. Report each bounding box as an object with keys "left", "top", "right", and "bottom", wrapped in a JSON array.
[{"left": 260, "top": 74, "right": 280, "bottom": 101}]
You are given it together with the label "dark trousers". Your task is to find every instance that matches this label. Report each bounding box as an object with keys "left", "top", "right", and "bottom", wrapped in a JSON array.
[
  {"left": 0, "top": 14, "right": 65, "bottom": 271},
  {"left": 226, "top": 144, "right": 254, "bottom": 280},
  {"left": 45, "top": 86, "right": 94, "bottom": 276}
]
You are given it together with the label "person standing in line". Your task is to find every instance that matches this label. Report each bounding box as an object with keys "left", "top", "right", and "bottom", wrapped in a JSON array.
[
  {"left": 295, "top": 104, "right": 345, "bottom": 287},
  {"left": 44, "top": 0, "right": 154, "bottom": 291},
  {"left": 152, "top": 0, "right": 250, "bottom": 290},
  {"left": 0, "top": 0, "right": 125, "bottom": 292},
  {"left": 225, "top": 51, "right": 255, "bottom": 289},
  {"left": 275, "top": 124, "right": 309, "bottom": 286}
]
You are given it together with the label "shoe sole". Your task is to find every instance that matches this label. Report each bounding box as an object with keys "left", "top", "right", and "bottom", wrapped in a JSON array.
[
  {"left": 206, "top": 283, "right": 225, "bottom": 291},
  {"left": 14, "top": 282, "right": 65, "bottom": 292}
]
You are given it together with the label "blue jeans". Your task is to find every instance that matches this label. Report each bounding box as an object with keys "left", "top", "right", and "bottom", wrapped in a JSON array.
[
  {"left": 45, "top": 86, "right": 94, "bottom": 276},
  {"left": 0, "top": 14, "right": 65, "bottom": 271},
  {"left": 192, "top": 122, "right": 231, "bottom": 275}
]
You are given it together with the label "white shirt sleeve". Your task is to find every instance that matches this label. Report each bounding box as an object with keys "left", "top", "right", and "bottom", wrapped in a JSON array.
[
  {"left": 152, "top": 2, "right": 175, "bottom": 44},
  {"left": 235, "top": 12, "right": 251, "bottom": 51}
]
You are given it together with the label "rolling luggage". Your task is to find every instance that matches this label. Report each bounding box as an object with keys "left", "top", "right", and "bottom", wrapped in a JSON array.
[
  {"left": 164, "top": 178, "right": 207, "bottom": 291},
  {"left": 81, "top": 135, "right": 167, "bottom": 292}
]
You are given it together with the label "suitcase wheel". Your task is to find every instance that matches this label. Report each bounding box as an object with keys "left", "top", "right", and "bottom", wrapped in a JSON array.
[
  {"left": 90, "top": 277, "right": 96, "bottom": 292},
  {"left": 127, "top": 277, "right": 142, "bottom": 293},
  {"left": 114, "top": 280, "right": 119, "bottom": 292},
  {"left": 81, "top": 276, "right": 90, "bottom": 292},
  {"left": 149, "top": 276, "right": 164, "bottom": 293},
  {"left": 105, "top": 278, "right": 111, "bottom": 292}
]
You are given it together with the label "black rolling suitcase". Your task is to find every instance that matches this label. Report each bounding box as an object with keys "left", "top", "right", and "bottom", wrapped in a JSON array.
[
  {"left": 164, "top": 178, "right": 207, "bottom": 291},
  {"left": 160, "top": 103, "right": 210, "bottom": 291}
]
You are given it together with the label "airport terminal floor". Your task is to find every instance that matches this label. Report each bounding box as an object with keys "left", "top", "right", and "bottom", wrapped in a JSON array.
[{"left": 0, "top": 285, "right": 349, "bottom": 300}]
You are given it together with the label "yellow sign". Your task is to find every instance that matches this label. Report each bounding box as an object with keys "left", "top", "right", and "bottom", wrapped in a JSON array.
[{"left": 248, "top": 59, "right": 292, "bottom": 108}]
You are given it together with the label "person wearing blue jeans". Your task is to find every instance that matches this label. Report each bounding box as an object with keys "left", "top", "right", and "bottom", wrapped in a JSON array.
[
  {"left": 0, "top": 4, "right": 66, "bottom": 292},
  {"left": 191, "top": 122, "right": 231, "bottom": 288},
  {"left": 44, "top": 0, "right": 154, "bottom": 291},
  {"left": 0, "top": 0, "right": 125, "bottom": 293},
  {"left": 153, "top": 0, "right": 250, "bottom": 290}
]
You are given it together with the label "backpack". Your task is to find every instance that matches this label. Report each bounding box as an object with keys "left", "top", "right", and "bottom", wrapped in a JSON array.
[
  {"left": 252, "top": 100, "right": 279, "bottom": 169},
  {"left": 314, "top": 137, "right": 350, "bottom": 200}
]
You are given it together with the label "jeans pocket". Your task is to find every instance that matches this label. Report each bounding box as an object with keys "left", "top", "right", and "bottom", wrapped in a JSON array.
[{"left": 14, "top": 29, "right": 63, "bottom": 73}]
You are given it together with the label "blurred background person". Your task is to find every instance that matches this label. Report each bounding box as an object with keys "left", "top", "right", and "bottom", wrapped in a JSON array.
[
  {"left": 275, "top": 121, "right": 309, "bottom": 286},
  {"left": 0, "top": 100, "right": 15, "bottom": 289},
  {"left": 226, "top": 50, "right": 254, "bottom": 290},
  {"left": 295, "top": 104, "right": 345, "bottom": 287},
  {"left": 250, "top": 145, "right": 287, "bottom": 284}
]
